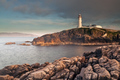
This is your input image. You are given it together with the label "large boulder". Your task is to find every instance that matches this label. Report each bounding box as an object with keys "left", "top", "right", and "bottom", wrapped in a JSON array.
[
  {"left": 84, "top": 65, "right": 98, "bottom": 80},
  {"left": 0, "top": 64, "right": 32, "bottom": 78},
  {"left": 93, "top": 64, "right": 111, "bottom": 80},
  {"left": 0, "top": 75, "right": 14, "bottom": 80},
  {"left": 25, "top": 63, "right": 55, "bottom": 80},
  {"left": 99, "top": 57, "right": 120, "bottom": 80},
  {"left": 27, "top": 70, "right": 46, "bottom": 80}
]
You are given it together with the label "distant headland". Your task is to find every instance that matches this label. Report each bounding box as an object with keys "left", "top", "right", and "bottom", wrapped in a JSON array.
[
  {"left": 0, "top": 32, "right": 38, "bottom": 37},
  {"left": 32, "top": 27, "right": 120, "bottom": 46}
]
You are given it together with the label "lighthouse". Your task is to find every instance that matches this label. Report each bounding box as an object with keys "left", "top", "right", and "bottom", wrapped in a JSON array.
[{"left": 78, "top": 14, "right": 82, "bottom": 28}]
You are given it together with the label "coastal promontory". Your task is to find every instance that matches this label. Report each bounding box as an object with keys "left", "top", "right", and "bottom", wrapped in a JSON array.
[{"left": 32, "top": 28, "right": 120, "bottom": 46}]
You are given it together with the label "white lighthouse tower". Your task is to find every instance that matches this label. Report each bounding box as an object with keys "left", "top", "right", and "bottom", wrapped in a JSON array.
[{"left": 78, "top": 14, "right": 82, "bottom": 28}]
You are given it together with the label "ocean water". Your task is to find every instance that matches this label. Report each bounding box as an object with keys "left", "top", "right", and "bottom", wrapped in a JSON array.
[{"left": 0, "top": 37, "right": 101, "bottom": 69}]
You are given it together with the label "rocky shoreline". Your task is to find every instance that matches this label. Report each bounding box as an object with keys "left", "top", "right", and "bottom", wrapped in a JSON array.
[
  {"left": 0, "top": 45, "right": 120, "bottom": 80},
  {"left": 33, "top": 42, "right": 119, "bottom": 46}
]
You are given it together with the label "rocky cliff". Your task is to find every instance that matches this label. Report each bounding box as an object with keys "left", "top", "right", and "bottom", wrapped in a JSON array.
[
  {"left": 0, "top": 45, "right": 120, "bottom": 80},
  {"left": 32, "top": 28, "right": 120, "bottom": 46}
]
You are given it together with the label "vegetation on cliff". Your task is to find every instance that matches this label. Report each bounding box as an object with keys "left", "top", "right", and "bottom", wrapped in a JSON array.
[{"left": 32, "top": 28, "right": 120, "bottom": 46}]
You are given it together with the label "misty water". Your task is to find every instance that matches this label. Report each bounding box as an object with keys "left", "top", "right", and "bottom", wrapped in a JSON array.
[{"left": 0, "top": 37, "right": 101, "bottom": 69}]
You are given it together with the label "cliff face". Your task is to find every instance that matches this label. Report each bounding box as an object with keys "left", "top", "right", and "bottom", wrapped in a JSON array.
[{"left": 32, "top": 28, "right": 120, "bottom": 46}]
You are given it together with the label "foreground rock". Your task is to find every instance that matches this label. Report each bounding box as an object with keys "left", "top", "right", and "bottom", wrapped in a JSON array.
[
  {"left": 0, "top": 45, "right": 120, "bottom": 80},
  {"left": 0, "top": 75, "right": 14, "bottom": 80},
  {"left": 5, "top": 42, "right": 15, "bottom": 45}
]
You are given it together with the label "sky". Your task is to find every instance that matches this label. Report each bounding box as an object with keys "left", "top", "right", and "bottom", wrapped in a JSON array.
[{"left": 0, "top": 0, "right": 120, "bottom": 36}]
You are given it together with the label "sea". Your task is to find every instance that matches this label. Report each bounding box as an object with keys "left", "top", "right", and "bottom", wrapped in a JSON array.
[{"left": 0, "top": 37, "right": 101, "bottom": 69}]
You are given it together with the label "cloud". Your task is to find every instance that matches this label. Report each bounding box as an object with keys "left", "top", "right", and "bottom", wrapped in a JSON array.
[
  {"left": 52, "top": 0, "right": 120, "bottom": 20},
  {"left": 112, "top": 19, "right": 120, "bottom": 24},
  {"left": 13, "top": 2, "right": 53, "bottom": 16},
  {"left": 0, "top": 0, "right": 120, "bottom": 25},
  {"left": 0, "top": 0, "right": 17, "bottom": 9},
  {"left": 10, "top": 19, "right": 76, "bottom": 26},
  {"left": 103, "top": 25, "right": 120, "bottom": 30},
  {"left": 13, "top": 5, "right": 29, "bottom": 13}
]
